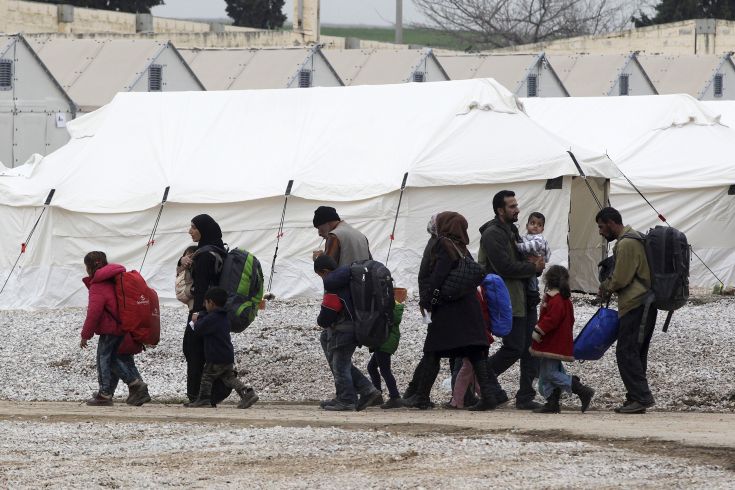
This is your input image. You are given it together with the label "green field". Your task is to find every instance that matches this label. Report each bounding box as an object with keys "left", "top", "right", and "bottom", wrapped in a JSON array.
[{"left": 321, "top": 25, "right": 469, "bottom": 51}]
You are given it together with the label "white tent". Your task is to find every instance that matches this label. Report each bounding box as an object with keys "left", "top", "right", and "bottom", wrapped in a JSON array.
[
  {"left": 523, "top": 94, "right": 735, "bottom": 289},
  {"left": 0, "top": 79, "right": 618, "bottom": 308}
]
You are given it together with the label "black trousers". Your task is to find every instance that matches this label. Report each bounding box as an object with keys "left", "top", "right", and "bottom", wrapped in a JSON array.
[
  {"left": 183, "top": 318, "right": 232, "bottom": 404},
  {"left": 367, "top": 351, "right": 400, "bottom": 399},
  {"left": 616, "top": 304, "right": 658, "bottom": 405}
]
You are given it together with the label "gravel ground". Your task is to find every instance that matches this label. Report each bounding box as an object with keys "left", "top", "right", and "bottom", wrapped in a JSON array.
[
  {"left": 0, "top": 295, "right": 734, "bottom": 412},
  {"left": 0, "top": 420, "right": 732, "bottom": 489}
]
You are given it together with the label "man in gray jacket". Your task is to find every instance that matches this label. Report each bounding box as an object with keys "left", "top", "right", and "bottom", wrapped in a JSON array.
[{"left": 478, "top": 190, "right": 545, "bottom": 409}]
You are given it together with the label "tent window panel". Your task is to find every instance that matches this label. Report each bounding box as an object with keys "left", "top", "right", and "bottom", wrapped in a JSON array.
[
  {"left": 545, "top": 177, "right": 563, "bottom": 190},
  {"left": 298, "top": 70, "right": 312, "bottom": 88},
  {"left": 413, "top": 72, "right": 425, "bottom": 83},
  {"left": 527, "top": 74, "right": 538, "bottom": 97},
  {"left": 148, "top": 64, "right": 163, "bottom": 91},
  {"left": 728, "top": 184, "right": 735, "bottom": 195},
  {"left": 0, "top": 60, "right": 12, "bottom": 90},
  {"left": 714, "top": 74, "right": 723, "bottom": 98},
  {"left": 619, "top": 74, "right": 630, "bottom": 96}
]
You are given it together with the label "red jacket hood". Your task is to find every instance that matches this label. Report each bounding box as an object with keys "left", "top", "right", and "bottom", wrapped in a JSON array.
[{"left": 83, "top": 263, "right": 126, "bottom": 288}]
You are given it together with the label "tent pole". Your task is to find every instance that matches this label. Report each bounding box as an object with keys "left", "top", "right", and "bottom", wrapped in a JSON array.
[
  {"left": 0, "top": 188, "right": 55, "bottom": 296},
  {"left": 267, "top": 180, "right": 294, "bottom": 293},
  {"left": 140, "top": 186, "right": 170, "bottom": 274},
  {"left": 386, "top": 172, "right": 408, "bottom": 266}
]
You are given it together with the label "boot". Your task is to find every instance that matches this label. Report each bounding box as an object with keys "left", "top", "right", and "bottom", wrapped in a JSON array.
[
  {"left": 411, "top": 355, "right": 440, "bottom": 410},
  {"left": 184, "top": 398, "right": 214, "bottom": 408},
  {"left": 126, "top": 379, "right": 151, "bottom": 407},
  {"left": 236, "top": 387, "right": 259, "bottom": 409},
  {"left": 533, "top": 388, "right": 561, "bottom": 413},
  {"left": 467, "top": 359, "right": 498, "bottom": 411},
  {"left": 86, "top": 392, "right": 113, "bottom": 406},
  {"left": 571, "top": 375, "right": 595, "bottom": 413}
]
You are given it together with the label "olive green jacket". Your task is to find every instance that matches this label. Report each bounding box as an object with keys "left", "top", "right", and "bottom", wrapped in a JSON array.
[{"left": 600, "top": 225, "right": 652, "bottom": 317}]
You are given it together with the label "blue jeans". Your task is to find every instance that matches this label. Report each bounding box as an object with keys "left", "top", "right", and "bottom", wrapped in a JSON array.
[
  {"left": 109, "top": 354, "right": 142, "bottom": 395},
  {"left": 538, "top": 358, "right": 572, "bottom": 399},
  {"left": 97, "top": 335, "right": 135, "bottom": 395},
  {"left": 320, "top": 329, "right": 374, "bottom": 406}
]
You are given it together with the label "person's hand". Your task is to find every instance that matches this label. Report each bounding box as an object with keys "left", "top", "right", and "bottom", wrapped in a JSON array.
[
  {"left": 312, "top": 250, "right": 324, "bottom": 261},
  {"left": 528, "top": 256, "right": 545, "bottom": 272},
  {"left": 180, "top": 255, "right": 193, "bottom": 268},
  {"left": 80, "top": 338, "right": 88, "bottom": 349},
  {"left": 191, "top": 312, "right": 199, "bottom": 323}
]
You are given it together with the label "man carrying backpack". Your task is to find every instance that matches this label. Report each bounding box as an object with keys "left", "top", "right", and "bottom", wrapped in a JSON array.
[
  {"left": 312, "top": 206, "right": 372, "bottom": 266},
  {"left": 596, "top": 207, "right": 657, "bottom": 414}
]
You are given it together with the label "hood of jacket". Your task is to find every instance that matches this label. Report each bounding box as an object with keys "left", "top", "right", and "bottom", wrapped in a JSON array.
[{"left": 84, "top": 263, "right": 126, "bottom": 287}]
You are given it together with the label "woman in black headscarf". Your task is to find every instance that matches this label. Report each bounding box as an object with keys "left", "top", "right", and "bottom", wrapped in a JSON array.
[{"left": 181, "top": 214, "right": 231, "bottom": 404}]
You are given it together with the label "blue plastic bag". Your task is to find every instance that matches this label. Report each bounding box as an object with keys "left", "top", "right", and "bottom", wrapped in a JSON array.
[
  {"left": 573, "top": 307, "right": 620, "bottom": 361},
  {"left": 481, "top": 274, "right": 512, "bottom": 337}
]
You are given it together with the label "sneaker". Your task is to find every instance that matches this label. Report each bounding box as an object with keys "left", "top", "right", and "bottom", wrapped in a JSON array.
[
  {"left": 323, "top": 401, "right": 356, "bottom": 411},
  {"left": 356, "top": 390, "right": 382, "bottom": 411},
  {"left": 320, "top": 398, "right": 337, "bottom": 409},
  {"left": 86, "top": 393, "right": 113, "bottom": 406},
  {"left": 515, "top": 400, "right": 543, "bottom": 410},
  {"left": 184, "top": 398, "right": 214, "bottom": 408},
  {"left": 615, "top": 400, "right": 653, "bottom": 414},
  {"left": 237, "top": 388, "right": 259, "bottom": 409},
  {"left": 381, "top": 397, "right": 404, "bottom": 409}
]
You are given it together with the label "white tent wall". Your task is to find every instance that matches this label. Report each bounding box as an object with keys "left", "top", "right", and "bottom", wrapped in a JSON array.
[{"left": 569, "top": 176, "right": 608, "bottom": 292}]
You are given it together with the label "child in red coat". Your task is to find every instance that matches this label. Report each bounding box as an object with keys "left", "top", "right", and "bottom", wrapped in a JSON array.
[{"left": 529, "top": 265, "right": 594, "bottom": 413}]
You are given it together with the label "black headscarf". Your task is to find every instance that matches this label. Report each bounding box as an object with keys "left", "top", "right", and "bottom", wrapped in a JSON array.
[{"left": 191, "top": 214, "right": 224, "bottom": 250}]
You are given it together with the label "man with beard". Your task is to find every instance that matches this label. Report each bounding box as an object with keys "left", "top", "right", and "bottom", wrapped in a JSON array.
[{"left": 596, "top": 207, "right": 656, "bottom": 414}]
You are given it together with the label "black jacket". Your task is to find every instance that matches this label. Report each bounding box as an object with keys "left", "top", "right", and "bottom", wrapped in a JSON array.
[
  {"left": 192, "top": 308, "right": 235, "bottom": 364},
  {"left": 191, "top": 247, "right": 224, "bottom": 313},
  {"left": 421, "top": 240, "right": 489, "bottom": 354}
]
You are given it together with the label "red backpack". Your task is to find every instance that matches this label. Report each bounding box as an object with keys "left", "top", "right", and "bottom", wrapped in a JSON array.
[{"left": 114, "top": 271, "right": 160, "bottom": 346}]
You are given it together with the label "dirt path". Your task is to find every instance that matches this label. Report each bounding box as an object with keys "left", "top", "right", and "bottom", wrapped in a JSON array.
[{"left": 0, "top": 401, "right": 733, "bottom": 488}]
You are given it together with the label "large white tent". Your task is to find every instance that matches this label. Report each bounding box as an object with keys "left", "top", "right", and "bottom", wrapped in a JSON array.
[
  {"left": 523, "top": 95, "right": 735, "bottom": 289},
  {"left": 0, "top": 79, "right": 618, "bottom": 309}
]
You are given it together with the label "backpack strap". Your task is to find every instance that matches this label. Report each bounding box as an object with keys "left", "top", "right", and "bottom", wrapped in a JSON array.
[
  {"left": 194, "top": 245, "right": 226, "bottom": 275},
  {"left": 662, "top": 310, "right": 674, "bottom": 333},
  {"left": 638, "top": 291, "right": 656, "bottom": 344}
]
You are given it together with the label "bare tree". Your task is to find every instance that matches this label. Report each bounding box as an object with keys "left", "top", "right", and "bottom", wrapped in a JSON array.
[{"left": 414, "top": 0, "right": 634, "bottom": 49}]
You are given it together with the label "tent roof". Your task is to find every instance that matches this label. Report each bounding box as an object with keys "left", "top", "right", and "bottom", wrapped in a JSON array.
[
  {"left": 522, "top": 94, "right": 735, "bottom": 189},
  {"left": 323, "top": 48, "right": 445, "bottom": 85},
  {"left": 179, "top": 47, "right": 339, "bottom": 90},
  {"left": 702, "top": 100, "right": 735, "bottom": 127},
  {"left": 0, "top": 79, "right": 617, "bottom": 213},
  {"left": 437, "top": 54, "right": 540, "bottom": 92},
  {"left": 638, "top": 54, "right": 732, "bottom": 97},
  {"left": 548, "top": 54, "right": 642, "bottom": 96}
]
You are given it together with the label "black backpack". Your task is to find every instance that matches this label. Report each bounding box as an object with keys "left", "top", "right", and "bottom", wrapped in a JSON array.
[
  {"left": 349, "top": 260, "right": 394, "bottom": 349},
  {"left": 623, "top": 226, "right": 690, "bottom": 332}
]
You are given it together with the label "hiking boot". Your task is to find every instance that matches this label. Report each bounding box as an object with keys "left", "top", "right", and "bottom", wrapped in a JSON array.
[
  {"left": 615, "top": 400, "right": 653, "bottom": 414},
  {"left": 516, "top": 399, "right": 543, "bottom": 410},
  {"left": 533, "top": 388, "right": 562, "bottom": 414},
  {"left": 185, "top": 398, "right": 214, "bottom": 408},
  {"left": 467, "top": 395, "right": 498, "bottom": 411},
  {"left": 86, "top": 393, "right": 113, "bottom": 406},
  {"left": 236, "top": 388, "right": 259, "bottom": 409},
  {"left": 126, "top": 380, "right": 151, "bottom": 407},
  {"left": 381, "top": 397, "right": 404, "bottom": 409},
  {"left": 356, "top": 390, "right": 382, "bottom": 411},
  {"left": 323, "top": 401, "right": 356, "bottom": 411},
  {"left": 466, "top": 359, "right": 498, "bottom": 411},
  {"left": 571, "top": 375, "right": 595, "bottom": 413}
]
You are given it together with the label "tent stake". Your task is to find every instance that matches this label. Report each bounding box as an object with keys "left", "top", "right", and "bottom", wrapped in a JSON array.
[
  {"left": 140, "top": 186, "right": 170, "bottom": 274},
  {"left": 386, "top": 172, "right": 409, "bottom": 266},
  {"left": 0, "top": 189, "right": 55, "bottom": 296},
  {"left": 267, "top": 180, "right": 294, "bottom": 293}
]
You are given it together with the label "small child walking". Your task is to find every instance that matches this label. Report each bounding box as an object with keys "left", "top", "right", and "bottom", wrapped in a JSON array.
[
  {"left": 366, "top": 302, "right": 404, "bottom": 409},
  {"left": 529, "top": 265, "right": 595, "bottom": 413},
  {"left": 185, "top": 287, "right": 258, "bottom": 409}
]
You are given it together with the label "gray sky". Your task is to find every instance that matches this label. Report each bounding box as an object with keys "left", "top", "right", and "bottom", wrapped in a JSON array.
[{"left": 151, "top": 0, "right": 430, "bottom": 26}]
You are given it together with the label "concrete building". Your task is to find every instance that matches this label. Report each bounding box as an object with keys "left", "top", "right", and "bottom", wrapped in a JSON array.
[
  {"left": 324, "top": 48, "right": 449, "bottom": 86},
  {"left": 28, "top": 38, "right": 204, "bottom": 113},
  {"left": 438, "top": 53, "right": 568, "bottom": 97},
  {"left": 0, "top": 34, "right": 76, "bottom": 167},
  {"left": 639, "top": 53, "right": 735, "bottom": 100},
  {"left": 549, "top": 53, "right": 657, "bottom": 96},
  {"left": 179, "top": 46, "right": 342, "bottom": 90}
]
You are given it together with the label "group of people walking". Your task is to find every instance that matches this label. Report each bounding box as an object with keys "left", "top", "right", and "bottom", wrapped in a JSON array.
[{"left": 79, "top": 190, "right": 660, "bottom": 415}]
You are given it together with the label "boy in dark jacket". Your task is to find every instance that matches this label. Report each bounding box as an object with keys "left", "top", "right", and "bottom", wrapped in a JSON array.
[
  {"left": 315, "top": 255, "right": 381, "bottom": 411},
  {"left": 185, "top": 288, "right": 258, "bottom": 409}
]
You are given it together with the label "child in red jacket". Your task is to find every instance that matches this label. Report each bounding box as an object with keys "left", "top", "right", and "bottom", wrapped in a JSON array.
[
  {"left": 80, "top": 251, "right": 147, "bottom": 406},
  {"left": 529, "top": 265, "right": 594, "bottom": 413}
]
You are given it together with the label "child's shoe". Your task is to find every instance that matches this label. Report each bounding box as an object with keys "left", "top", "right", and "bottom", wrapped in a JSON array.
[
  {"left": 86, "top": 393, "right": 113, "bottom": 406},
  {"left": 571, "top": 376, "right": 595, "bottom": 413},
  {"left": 185, "top": 398, "right": 214, "bottom": 408},
  {"left": 236, "top": 387, "right": 259, "bottom": 409},
  {"left": 126, "top": 379, "right": 151, "bottom": 406},
  {"left": 533, "top": 388, "right": 561, "bottom": 413}
]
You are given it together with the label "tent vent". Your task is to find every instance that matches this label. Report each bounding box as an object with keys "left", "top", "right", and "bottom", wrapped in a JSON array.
[
  {"left": 545, "top": 177, "right": 563, "bottom": 190},
  {"left": 619, "top": 74, "right": 630, "bottom": 96},
  {"left": 298, "top": 69, "right": 312, "bottom": 88},
  {"left": 413, "top": 72, "right": 425, "bottom": 83},
  {"left": 714, "top": 74, "right": 723, "bottom": 98},
  {"left": 527, "top": 74, "right": 538, "bottom": 97},
  {"left": 0, "top": 60, "right": 12, "bottom": 90},
  {"left": 148, "top": 64, "right": 163, "bottom": 91},
  {"left": 728, "top": 184, "right": 735, "bottom": 195}
]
